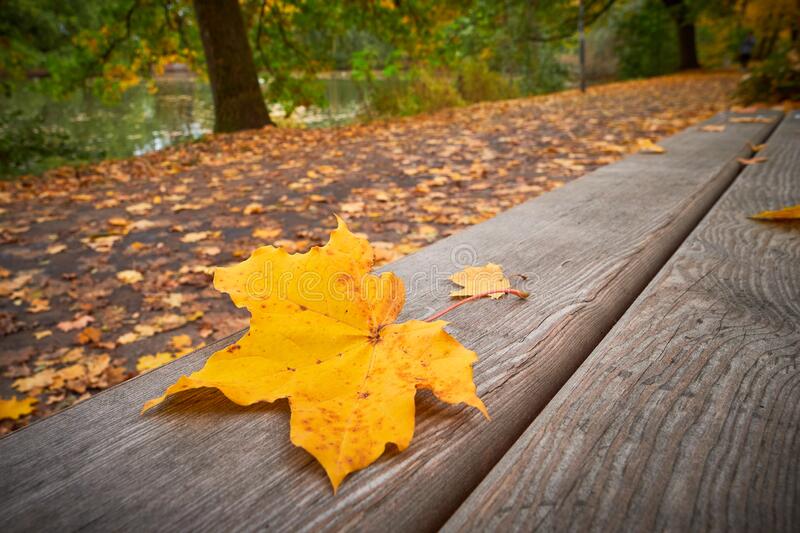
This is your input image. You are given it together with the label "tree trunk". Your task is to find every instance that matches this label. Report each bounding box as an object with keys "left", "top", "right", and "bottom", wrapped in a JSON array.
[
  {"left": 193, "top": 0, "right": 273, "bottom": 132},
  {"left": 662, "top": 0, "right": 700, "bottom": 70},
  {"left": 676, "top": 22, "right": 700, "bottom": 70}
]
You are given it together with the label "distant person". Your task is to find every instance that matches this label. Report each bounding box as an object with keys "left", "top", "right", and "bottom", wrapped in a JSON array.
[{"left": 739, "top": 32, "right": 756, "bottom": 70}]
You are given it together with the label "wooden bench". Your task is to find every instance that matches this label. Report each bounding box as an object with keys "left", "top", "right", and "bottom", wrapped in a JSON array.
[
  {"left": 444, "top": 111, "right": 800, "bottom": 532},
  {"left": 0, "top": 110, "right": 789, "bottom": 531}
]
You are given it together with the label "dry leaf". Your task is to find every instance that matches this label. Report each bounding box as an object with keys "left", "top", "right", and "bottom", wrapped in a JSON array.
[
  {"left": 13, "top": 369, "right": 55, "bottom": 393},
  {"left": 449, "top": 263, "right": 510, "bottom": 299},
  {"left": 737, "top": 157, "right": 767, "bottom": 165},
  {"left": 700, "top": 124, "right": 725, "bottom": 132},
  {"left": 253, "top": 227, "right": 282, "bottom": 240},
  {"left": 636, "top": 138, "right": 665, "bottom": 154},
  {"left": 243, "top": 202, "right": 264, "bottom": 215},
  {"left": 143, "top": 216, "right": 487, "bottom": 490},
  {"left": 181, "top": 231, "right": 210, "bottom": 243},
  {"left": 170, "top": 334, "right": 192, "bottom": 350},
  {"left": 0, "top": 396, "right": 37, "bottom": 421},
  {"left": 126, "top": 202, "right": 153, "bottom": 215},
  {"left": 136, "top": 352, "right": 176, "bottom": 373},
  {"left": 76, "top": 326, "right": 102, "bottom": 345},
  {"left": 730, "top": 116, "right": 773, "bottom": 124},
  {"left": 47, "top": 244, "right": 67, "bottom": 255},
  {"left": 57, "top": 315, "right": 94, "bottom": 332},
  {"left": 116, "top": 270, "right": 144, "bottom": 284},
  {"left": 749, "top": 204, "right": 800, "bottom": 220},
  {"left": 748, "top": 142, "right": 766, "bottom": 152}
]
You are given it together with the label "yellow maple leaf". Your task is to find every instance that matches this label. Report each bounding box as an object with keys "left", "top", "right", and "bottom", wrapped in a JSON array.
[
  {"left": 749, "top": 204, "right": 800, "bottom": 220},
  {"left": 0, "top": 396, "right": 37, "bottom": 421},
  {"left": 143, "top": 216, "right": 487, "bottom": 490},
  {"left": 450, "top": 263, "right": 510, "bottom": 299}
]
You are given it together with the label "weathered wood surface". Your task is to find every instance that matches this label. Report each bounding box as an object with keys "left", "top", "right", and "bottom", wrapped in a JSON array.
[
  {"left": 444, "top": 113, "right": 800, "bottom": 532},
  {"left": 0, "top": 112, "right": 781, "bottom": 532}
]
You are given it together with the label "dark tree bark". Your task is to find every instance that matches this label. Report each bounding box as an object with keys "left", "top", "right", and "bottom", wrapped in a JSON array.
[
  {"left": 662, "top": 0, "right": 700, "bottom": 70},
  {"left": 193, "top": 0, "right": 273, "bottom": 132}
]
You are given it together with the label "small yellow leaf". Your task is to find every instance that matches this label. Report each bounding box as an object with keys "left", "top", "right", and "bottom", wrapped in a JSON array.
[
  {"left": 170, "top": 334, "right": 192, "bottom": 350},
  {"left": 143, "top": 216, "right": 487, "bottom": 491},
  {"left": 449, "top": 263, "right": 511, "bottom": 299},
  {"left": 117, "top": 269, "right": 143, "bottom": 284},
  {"left": 136, "top": 352, "right": 177, "bottom": 373},
  {"left": 181, "top": 231, "right": 210, "bottom": 243},
  {"left": 730, "top": 116, "right": 773, "bottom": 124},
  {"left": 748, "top": 142, "right": 766, "bottom": 152},
  {"left": 126, "top": 202, "right": 153, "bottom": 215},
  {"left": 252, "top": 227, "right": 282, "bottom": 240},
  {"left": 749, "top": 204, "right": 800, "bottom": 220},
  {"left": 636, "top": 138, "right": 665, "bottom": 154},
  {"left": 0, "top": 396, "right": 37, "bottom": 421},
  {"left": 108, "top": 217, "right": 130, "bottom": 227},
  {"left": 700, "top": 124, "right": 725, "bottom": 132},
  {"left": 47, "top": 244, "right": 67, "bottom": 255}
]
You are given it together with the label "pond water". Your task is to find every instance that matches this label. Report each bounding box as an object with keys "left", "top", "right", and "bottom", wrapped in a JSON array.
[{"left": 6, "top": 75, "right": 366, "bottom": 165}]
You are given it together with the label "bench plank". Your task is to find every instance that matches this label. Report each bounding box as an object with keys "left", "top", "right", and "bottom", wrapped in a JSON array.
[
  {"left": 0, "top": 112, "right": 781, "bottom": 532},
  {"left": 443, "top": 113, "right": 800, "bottom": 531}
]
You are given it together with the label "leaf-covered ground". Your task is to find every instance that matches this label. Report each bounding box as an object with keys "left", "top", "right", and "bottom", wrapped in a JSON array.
[{"left": 0, "top": 72, "right": 738, "bottom": 432}]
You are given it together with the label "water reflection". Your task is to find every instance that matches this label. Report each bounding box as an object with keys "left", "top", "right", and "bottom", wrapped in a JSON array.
[{"left": 9, "top": 74, "right": 366, "bottom": 163}]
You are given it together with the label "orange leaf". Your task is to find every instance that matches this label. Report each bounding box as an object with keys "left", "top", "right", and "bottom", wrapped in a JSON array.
[
  {"left": 737, "top": 157, "right": 767, "bottom": 165},
  {"left": 143, "top": 216, "right": 487, "bottom": 491},
  {"left": 749, "top": 204, "right": 800, "bottom": 220}
]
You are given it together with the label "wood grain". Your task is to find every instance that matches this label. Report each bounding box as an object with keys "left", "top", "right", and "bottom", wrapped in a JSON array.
[
  {"left": 0, "top": 112, "right": 781, "bottom": 532},
  {"left": 444, "top": 113, "right": 800, "bottom": 532}
]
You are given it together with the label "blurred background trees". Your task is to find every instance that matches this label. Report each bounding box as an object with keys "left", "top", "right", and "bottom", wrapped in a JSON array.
[{"left": 0, "top": 0, "right": 797, "bottom": 176}]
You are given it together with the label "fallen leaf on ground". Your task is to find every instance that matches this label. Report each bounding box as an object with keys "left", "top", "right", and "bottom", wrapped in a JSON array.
[
  {"left": 253, "top": 227, "right": 282, "bottom": 240},
  {"left": 449, "top": 263, "right": 510, "bottom": 299},
  {"left": 0, "top": 396, "right": 37, "bottom": 421},
  {"left": 28, "top": 298, "right": 50, "bottom": 313},
  {"left": 126, "top": 202, "right": 153, "bottom": 215},
  {"left": 57, "top": 315, "right": 94, "bottom": 332},
  {"left": 737, "top": 157, "right": 767, "bottom": 165},
  {"left": 170, "top": 334, "right": 192, "bottom": 350},
  {"left": 748, "top": 142, "right": 766, "bottom": 152},
  {"left": 181, "top": 231, "right": 210, "bottom": 243},
  {"left": 13, "top": 369, "right": 55, "bottom": 393},
  {"left": 243, "top": 202, "right": 264, "bottom": 215},
  {"left": 700, "top": 124, "right": 725, "bottom": 132},
  {"left": 116, "top": 270, "right": 144, "bottom": 284},
  {"left": 76, "top": 326, "right": 102, "bottom": 345},
  {"left": 143, "top": 216, "right": 487, "bottom": 490},
  {"left": 47, "top": 244, "right": 67, "bottom": 255},
  {"left": 636, "top": 138, "right": 665, "bottom": 154},
  {"left": 136, "top": 352, "right": 177, "bottom": 372},
  {"left": 749, "top": 204, "right": 800, "bottom": 220}
]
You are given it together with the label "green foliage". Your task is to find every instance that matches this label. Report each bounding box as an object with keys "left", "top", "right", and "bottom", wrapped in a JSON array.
[
  {"left": 454, "top": 59, "right": 518, "bottom": 103},
  {"left": 735, "top": 47, "right": 800, "bottom": 104},
  {"left": 612, "top": 0, "right": 679, "bottom": 79},
  {"left": 0, "top": 108, "right": 100, "bottom": 177},
  {"left": 365, "top": 66, "right": 464, "bottom": 117}
]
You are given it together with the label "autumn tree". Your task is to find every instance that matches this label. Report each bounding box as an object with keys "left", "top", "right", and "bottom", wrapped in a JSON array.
[
  {"left": 193, "top": 0, "right": 272, "bottom": 131},
  {"left": 661, "top": 0, "right": 700, "bottom": 69}
]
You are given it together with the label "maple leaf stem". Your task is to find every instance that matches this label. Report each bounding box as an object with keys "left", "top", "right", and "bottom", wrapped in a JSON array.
[{"left": 423, "top": 289, "right": 529, "bottom": 322}]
